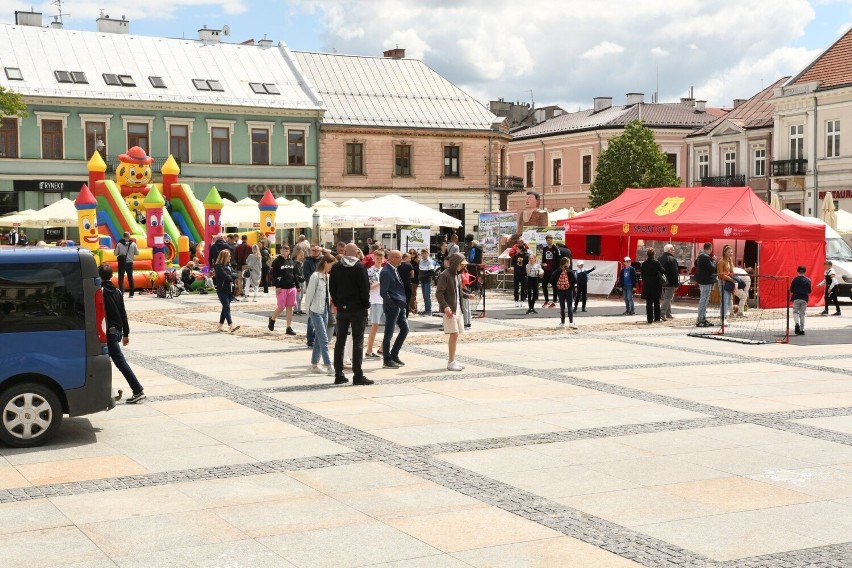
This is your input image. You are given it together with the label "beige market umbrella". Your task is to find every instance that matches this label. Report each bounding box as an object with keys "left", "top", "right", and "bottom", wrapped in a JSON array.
[
  {"left": 311, "top": 198, "right": 337, "bottom": 208},
  {"left": 0, "top": 209, "right": 37, "bottom": 226},
  {"left": 340, "top": 198, "right": 362, "bottom": 207},
  {"left": 821, "top": 192, "right": 838, "bottom": 230},
  {"left": 770, "top": 193, "right": 783, "bottom": 211},
  {"left": 25, "top": 198, "right": 79, "bottom": 227}
]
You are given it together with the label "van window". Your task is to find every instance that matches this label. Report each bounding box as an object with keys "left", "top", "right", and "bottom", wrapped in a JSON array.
[{"left": 0, "top": 263, "right": 85, "bottom": 333}]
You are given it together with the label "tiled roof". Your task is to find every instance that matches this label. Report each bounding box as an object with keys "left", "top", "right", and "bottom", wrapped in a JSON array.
[
  {"left": 791, "top": 28, "right": 852, "bottom": 89},
  {"left": 0, "top": 24, "right": 323, "bottom": 111},
  {"left": 688, "top": 77, "right": 789, "bottom": 137},
  {"left": 293, "top": 51, "right": 497, "bottom": 130},
  {"left": 512, "top": 101, "right": 719, "bottom": 140}
]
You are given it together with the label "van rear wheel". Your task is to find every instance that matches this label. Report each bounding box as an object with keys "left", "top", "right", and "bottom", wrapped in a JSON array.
[{"left": 0, "top": 383, "right": 62, "bottom": 448}]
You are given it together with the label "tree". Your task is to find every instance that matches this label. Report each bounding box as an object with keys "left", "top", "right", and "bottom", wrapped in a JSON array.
[
  {"left": 0, "top": 86, "right": 27, "bottom": 118},
  {"left": 588, "top": 120, "right": 680, "bottom": 207}
]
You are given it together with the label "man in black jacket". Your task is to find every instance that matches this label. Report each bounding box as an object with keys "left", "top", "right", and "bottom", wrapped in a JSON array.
[
  {"left": 329, "top": 243, "right": 373, "bottom": 385},
  {"left": 99, "top": 264, "right": 145, "bottom": 403},
  {"left": 268, "top": 245, "right": 298, "bottom": 335},
  {"left": 694, "top": 242, "right": 717, "bottom": 327},
  {"left": 659, "top": 244, "right": 680, "bottom": 321}
]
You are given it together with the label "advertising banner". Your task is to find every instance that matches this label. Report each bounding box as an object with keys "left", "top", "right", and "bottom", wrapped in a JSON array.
[
  {"left": 400, "top": 226, "right": 430, "bottom": 251},
  {"left": 572, "top": 259, "right": 619, "bottom": 295},
  {"left": 478, "top": 211, "right": 518, "bottom": 259},
  {"left": 522, "top": 226, "right": 565, "bottom": 247}
]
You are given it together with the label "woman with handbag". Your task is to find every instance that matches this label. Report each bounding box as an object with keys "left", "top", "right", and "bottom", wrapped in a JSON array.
[
  {"left": 213, "top": 249, "right": 240, "bottom": 333},
  {"left": 717, "top": 245, "right": 736, "bottom": 325},
  {"left": 640, "top": 248, "right": 664, "bottom": 324}
]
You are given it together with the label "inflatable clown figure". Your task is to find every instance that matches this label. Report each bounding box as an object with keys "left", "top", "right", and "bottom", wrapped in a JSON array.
[
  {"left": 75, "top": 184, "right": 100, "bottom": 254},
  {"left": 116, "top": 146, "right": 154, "bottom": 221},
  {"left": 144, "top": 186, "right": 166, "bottom": 272},
  {"left": 258, "top": 189, "right": 278, "bottom": 254}
]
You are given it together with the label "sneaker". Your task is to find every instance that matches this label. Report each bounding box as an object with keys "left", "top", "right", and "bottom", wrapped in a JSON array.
[
  {"left": 286, "top": 327, "right": 297, "bottom": 336},
  {"left": 334, "top": 375, "right": 349, "bottom": 385},
  {"left": 365, "top": 352, "right": 380, "bottom": 359},
  {"left": 352, "top": 376, "right": 374, "bottom": 385},
  {"left": 383, "top": 360, "right": 400, "bottom": 369},
  {"left": 622, "top": 311, "right": 630, "bottom": 316},
  {"left": 542, "top": 302, "right": 550, "bottom": 309},
  {"left": 833, "top": 312, "right": 842, "bottom": 316},
  {"left": 392, "top": 357, "right": 405, "bottom": 366},
  {"left": 659, "top": 316, "right": 666, "bottom": 322},
  {"left": 581, "top": 309, "right": 587, "bottom": 312},
  {"left": 800, "top": 330, "right": 806, "bottom": 335},
  {"left": 306, "top": 343, "right": 314, "bottom": 348},
  {"left": 549, "top": 302, "right": 557, "bottom": 309},
  {"left": 558, "top": 322, "right": 565, "bottom": 327},
  {"left": 531, "top": 309, "right": 538, "bottom": 314},
  {"left": 795, "top": 323, "right": 801, "bottom": 334},
  {"left": 666, "top": 314, "right": 675, "bottom": 319},
  {"left": 629, "top": 311, "right": 636, "bottom": 315},
  {"left": 525, "top": 308, "right": 533, "bottom": 314},
  {"left": 464, "top": 324, "right": 471, "bottom": 328},
  {"left": 820, "top": 311, "right": 829, "bottom": 316},
  {"left": 447, "top": 360, "right": 463, "bottom": 371},
  {"left": 126, "top": 391, "right": 146, "bottom": 404},
  {"left": 311, "top": 366, "right": 325, "bottom": 374},
  {"left": 569, "top": 322, "right": 577, "bottom": 329},
  {"left": 268, "top": 317, "right": 276, "bottom": 331}
]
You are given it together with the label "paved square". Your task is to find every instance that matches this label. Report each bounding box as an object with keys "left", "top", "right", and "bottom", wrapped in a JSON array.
[{"left": 1, "top": 292, "right": 851, "bottom": 567}]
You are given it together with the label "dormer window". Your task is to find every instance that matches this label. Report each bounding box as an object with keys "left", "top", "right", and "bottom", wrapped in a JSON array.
[
  {"left": 4, "top": 67, "right": 22, "bottom": 81},
  {"left": 149, "top": 76, "right": 166, "bottom": 88},
  {"left": 54, "top": 70, "right": 72, "bottom": 83},
  {"left": 193, "top": 79, "right": 224, "bottom": 92},
  {"left": 118, "top": 75, "right": 135, "bottom": 87},
  {"left": 103, "top": 74, "right": 120, "bottom": 86},
  {"left": 54, "top": 70, "right": 88, "bottom": 84},
  {"left": 249, "top": 82, "right": 280, "bottom": 95}
]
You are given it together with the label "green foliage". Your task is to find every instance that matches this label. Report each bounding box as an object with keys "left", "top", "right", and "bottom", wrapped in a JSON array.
[
  {"left": 0, "top": 86, "right": 27, "bottom": 118},
  {"left": 589, "top": 120, "right": 681, "bottom": 207}
]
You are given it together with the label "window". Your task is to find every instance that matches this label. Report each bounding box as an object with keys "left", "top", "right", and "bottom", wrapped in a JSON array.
[
  {"left": 71, "top": 71, "right": 88, "bottom": 84},
  {"left": 4, "top": 67, "right": 22, "bottom": 80},
  {"left": 0, "top": 118, "right": 18, "bottom": 158},
  {"left": 790, "top": 124, "right": 804, "bottom": 160},
  {"left": 552, "top": 158, "right": 562, "bottom": 185},
  {"left": 827, "top": 120, "right": 840, "bottom": 158},
  {"left": 581, "top": 155, "right": 592, "bottom": 184},
  {"left": 0, "top": 263, "right": 85, "bottom": 334},
  {"left": 42, "top": 119, "right": 63, "bottom": 159},
  {"left": 211, "top": 127, "right": 230, "bottom": 164},
  {"left": 697, "top": 152, "right": 709, "bottom": 179},
  {"left": 127, "top": 123, "right": 149, "bottom": 152},
  {"left": 444, "top": 146, "right": 460, "bottom": 177},
  {"left": 103, "top": 74, "right": 120, "bottom": 86},
  {"left": 288, "top": 130, "right": 305, "bottom": 165},
  {"left": 55, "top": 70, "right": 87, "bottom": 84},
  {"left": 169, "top": 124, "right": 189, "bottom": 162},
  {"left": 395, "top": 144, "right": 411, "bottom": 176},
  {"left": 149, "top": 76, "right": 166, "bottom": 88},
  {"left": 525, "top": 161, "right": 534, "bottom": 188},
  {"left": 118, "top": 75, "right": 135, "bottom": 87},
  {"left": 346, "top": 143, "right": 363, "bottom": 174},
  {"left": 85, "top": 122, "right": 106, "bottom": 159},
  {"left": 54, "top": 70, "right": 72, "bottom": 83},
  {"left": 208, "top": 80, "right": 224, "bottom": 92},
  {"left": 723, "top": 149, "right": 736, "bottom": 176},
  {"left": 753, "top": 148, "right": 766, "bottom": 177},
  {"left": 263, "top": 83, "right": 280, "bottom": 95},
  {"left": 249, "top": 82, "right": 281, "bottom": 95},
  {"left": 192, "top": 79, "right": 210, "bottom": 91},
  {"left": 666, "top": 153, "right": 678, "bottom": 175},
  {"left": 251, "top": 128, "right": 270, "bottom": 165}
]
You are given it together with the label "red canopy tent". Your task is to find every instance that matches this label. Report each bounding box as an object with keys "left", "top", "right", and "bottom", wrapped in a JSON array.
[{"left": 557, "top": 187, "right": 825, "bottom": 307}]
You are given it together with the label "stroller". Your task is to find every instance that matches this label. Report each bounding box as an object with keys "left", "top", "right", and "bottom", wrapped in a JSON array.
[{"left": 157, "top": 269, "right": 184, "bottom": 299}]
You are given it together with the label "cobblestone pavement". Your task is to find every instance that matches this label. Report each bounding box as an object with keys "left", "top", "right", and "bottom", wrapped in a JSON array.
[{"left": 1, "top": 292, "right": 851, "bottom": 567}]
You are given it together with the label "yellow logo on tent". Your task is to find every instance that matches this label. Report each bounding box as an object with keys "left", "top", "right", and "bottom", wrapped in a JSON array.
[
  {"left": 622, "top": 223, "right": 630, "bottom": 233},
  {"left": 654, "top": 196, "right": 686, "bottom": 216},
  {"left": 671, "top": 225, "right": 679, "bottom": 236}
]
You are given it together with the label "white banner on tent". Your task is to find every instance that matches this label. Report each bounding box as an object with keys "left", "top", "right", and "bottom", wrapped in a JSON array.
[
  {"left": 401, "top": 226, "right": 430, "bottom": 251},
  {"left": 573, "top": 259, "right": 619, "bottom": 295}
]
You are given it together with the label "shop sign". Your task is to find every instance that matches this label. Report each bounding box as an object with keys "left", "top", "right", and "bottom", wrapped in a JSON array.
[
  {"left": 247, "top": 184, "right": 312, "bottom": 197},
  {"left": 13, "top": 179, "right": 83, "bottom": 192},
  {"left": 819, "top": 190, "right": 852, "bottom": 199}
]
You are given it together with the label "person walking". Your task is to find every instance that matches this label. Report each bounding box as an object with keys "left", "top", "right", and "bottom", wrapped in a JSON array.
[
  {"left": 329, "top": 243, "right": 373, "bottom": 385},
  {"left": 716, "top": 245, "right": 736, "bottom": 326},
  {"left": 305, "top": 254, "right": 336, "bottom": 375},
  {"left": 259, "top": 239, "right": 271, "bottom": 295},
  {"left": 731, "top": 266, "right": 752, "bottom": 317},
  {"left": 99, "top": 264, "right": 146, "bottom": 403},
  {"left": 694, "top": 242, "right": 716, "bottom": 327},
  {"left": 407, "top": 248, "right": 420, "bottom": 315},
  {"left": 302, "top": 244, "right": 323, "bottom": 347},
  {"left": 293, "top": 248, "right": 307, "bottom": 315},
  {"left": 818, "top": 260, "right": 842, "bottom": 316},
  {"left": 790, "top": 265, "right": 812, "bottom": 335},
  {"left": 573, "top": 260, "right": 596, "bottom": 313},
  {"left": 447, "top": 233, "right": 460, "bottom": 257},
  {"left": 234, "top": 235, "right": 252, "bottom": 297},
  {"left": 244, "top": 244, "right": 262, "bottom": 301},
  {"left": 418, "top": 249, "right": 435, "bottom": 315},
  {"left": 551, "top": 257, "right": 577, "bottom": 328},
  {"left": 540, "top": 235, "right": 560, "bottom": 308},
  {"left": 268, "top": 245, "right": 298, "bottom": 335},
  {"left": 213, "top": 249, "right": 241, "bottom": 333},
  {"left": 113, "top": 232, "right": 139, "bottom": 297},
  {"left": 511, "top": 242, "right": 529, "bottom": 307},
  {"left": 659, "top": 244, "right": 679, "bottom": 321},
  {"left": 526, "top": 253, "right": 542, "bottom": 314},
  {"left": 620, "top": 257, "right": 637, "bottom": 315},
  {"left": 436, "top": 253, "right": 471, "bottom": 371},
  {"left": 365, "top": 250, "right": 386, "bottom": 359},
  {"left": 380, "top": 250, "right": 409, "bottom": 368},
  {"left": 399, "top": 252, "right": 415, "bottom": 317},
  {"left": 641, "top": 248, "right": 664, "bottom": 324}
]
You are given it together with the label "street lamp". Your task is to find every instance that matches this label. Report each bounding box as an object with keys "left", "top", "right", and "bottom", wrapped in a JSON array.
[
  {"left": 312, "top": 208, "right": 320, "bottom": 245},
  {"left": 95, "top": 138, "right": 105, "bottom": 158}
]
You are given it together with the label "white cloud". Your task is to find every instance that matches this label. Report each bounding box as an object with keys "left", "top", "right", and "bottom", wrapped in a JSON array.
[
  {"left": 650, "top": 47, "right": 669, "bottom": 57},
  {"left": 581, "top": 41, "right": 625, "bottom": 60}
]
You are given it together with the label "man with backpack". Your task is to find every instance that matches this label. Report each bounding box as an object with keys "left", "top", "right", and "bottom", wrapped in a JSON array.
[
  {"left": 113, "top": 232, "right": 139, "bottom": 297},
  {"left": 551, "top": 257, "right": 577, "bottom": 328}
]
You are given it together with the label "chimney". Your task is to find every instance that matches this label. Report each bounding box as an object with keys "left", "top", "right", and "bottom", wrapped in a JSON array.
[
  {"left": 257, "top": 38, "right": 273, "bottom": 48},
  {"left": 198, "top": 26, "right": 222, "bottom": 43},
  {"left": 49, "top": 16, "right": 63, "bottom": 29},
  {"left": 593, "top": 96, "right": 613, "bottom": 113},
  {"left": 14, "top": 10, "right": 43, "bottom": 27},
  {"left": 626, "top": 92, "right": 644, "bottom": 106},
  {"left": 383, "top": 47, "right": 405, "bottom": 59},
  {"left": 695, "top": 100, "right": 706, "bottom": 112},
  {"left": 96, "top": 13, "right": 129, "bottom": 34},
  {"left": 680, "top": 97, "right": 696, "bottom": 106},
  {"left": 733, "top": 98, "right": 747, "bottom": 108}
]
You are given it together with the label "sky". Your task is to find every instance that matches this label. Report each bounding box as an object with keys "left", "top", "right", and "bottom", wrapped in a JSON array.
[{"left": 2, "top": 0, "right": 852, "bottom": 112}]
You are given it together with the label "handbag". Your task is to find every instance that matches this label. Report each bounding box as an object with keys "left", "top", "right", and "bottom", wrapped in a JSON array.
[
  {"left": 723, "top": 279, "right": 735, "bottom": 292},
  {"left": 657, "top": 272, "right": 668, "bottom": 287}
]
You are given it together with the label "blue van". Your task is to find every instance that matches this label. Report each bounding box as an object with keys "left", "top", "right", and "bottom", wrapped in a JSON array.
[{"left": 0, "top": 247, "right": 114, "bottom": 447}]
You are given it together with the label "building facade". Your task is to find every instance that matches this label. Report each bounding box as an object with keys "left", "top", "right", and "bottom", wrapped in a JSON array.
[
  {"left": 294, "top": 49, "right": 510, "bottom": 241},
  {"left": 506, "top": 94, "right": 724, "bottom": 212},
  {"left": 686, "top": 79, "right": 788, "bottom": 202},
  {"left": 0, "top": 12, "right": 323, "bottom": 224},
  {"left": 770, "top": 29, "right": 852, "bottom": 216}
]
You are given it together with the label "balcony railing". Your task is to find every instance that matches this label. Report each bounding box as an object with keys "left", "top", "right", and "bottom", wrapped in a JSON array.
[
  {"left": 492, "top": 175, "right": 524, "bottom": 190},
  {"left": 771, "top": 159, "right": 807, "bottom": 177},
  {"left": 700, "top": 175, "right": 746, "bottom": 187},
  {"left": 105, "top": 157, "right": 181, "bottom": 174}
]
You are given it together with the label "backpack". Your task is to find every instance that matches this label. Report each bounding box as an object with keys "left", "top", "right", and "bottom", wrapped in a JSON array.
[{"left": 557, "top": 269, "right": 571, "bottom": 290}]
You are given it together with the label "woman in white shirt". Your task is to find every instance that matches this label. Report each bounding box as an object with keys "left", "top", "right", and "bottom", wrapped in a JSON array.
[{"left": 304, "top": 254, "right": 336, "bottom": 374}]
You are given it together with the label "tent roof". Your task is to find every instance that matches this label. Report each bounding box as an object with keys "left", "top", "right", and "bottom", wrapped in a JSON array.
[{"left": 559, "top": 186, "right": 824, "bottom": 242}]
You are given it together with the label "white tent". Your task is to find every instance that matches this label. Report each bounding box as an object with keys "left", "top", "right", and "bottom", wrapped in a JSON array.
[
  {"left": 25, "top": 199, "right": 79, "bottom": 227},
  {"left": 836, "top": 209, "right": 852, "bottom": 234},
  {"left": 322, "top": 195, "right": 461, "bottom": 228},
  {"left": 340, "top": 198, "right": 362, "bottom": 207},
  {"left": 311, "top": 198, "right": 337, "bottom": 208}
]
